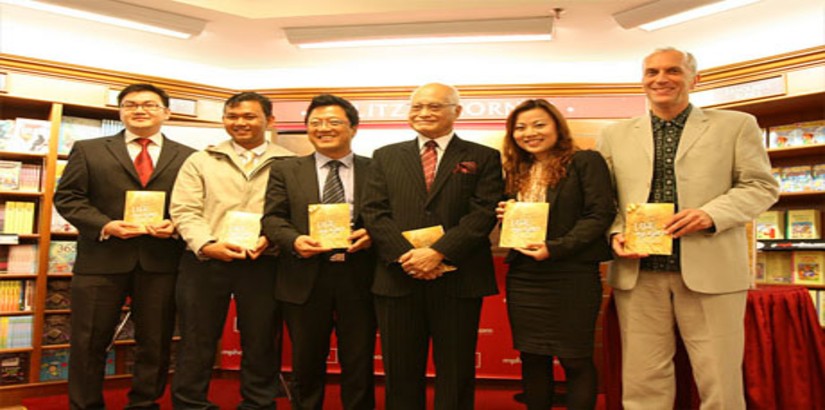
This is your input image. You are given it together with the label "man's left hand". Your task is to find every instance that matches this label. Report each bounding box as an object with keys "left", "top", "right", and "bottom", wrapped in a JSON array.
[
  {"left": 247, "top": 236, "right": 269, "bottom": 260},
  {"left": 399, "top": 247, "right": 444, "bottom": 275},
  {"left": 666, "top": 209, "right": 714, "bottom": 238},
  {"left": 347, "top": 228, "right": 372, "bottom": 253}
]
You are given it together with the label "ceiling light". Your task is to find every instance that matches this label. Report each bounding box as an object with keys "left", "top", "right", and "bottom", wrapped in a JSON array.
[
  {"left": 284, "top": 17, "right": 555, "bottom": 49},
  {"left": 2, "top": 0, "right": 206, "bottom": 39},
  {"left": 613, "top": 0, "right": 761, "bottom": 31}
]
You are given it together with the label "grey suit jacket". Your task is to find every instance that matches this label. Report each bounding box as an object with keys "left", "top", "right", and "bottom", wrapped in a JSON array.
[
  {"left": 54, "top": 131, "right": 195, "bottom": 274},
  {"left": 597, "top": 106, "right": 779, "bottom": 293},
  {"left": 362, "top": 135, "right": 504, "bottom": 298},
  {"left": 262, "top": 154, "right": 374, "bottom": 304}
]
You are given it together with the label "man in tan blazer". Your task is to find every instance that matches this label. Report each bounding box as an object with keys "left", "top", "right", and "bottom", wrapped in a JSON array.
[{"left": 597, "top": 48, "right": 779, "bottom": 409}]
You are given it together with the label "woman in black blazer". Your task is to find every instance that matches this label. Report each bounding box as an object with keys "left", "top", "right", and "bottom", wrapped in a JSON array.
[{"left": 498, "top": 99, "right": 616, "bottom": 410}]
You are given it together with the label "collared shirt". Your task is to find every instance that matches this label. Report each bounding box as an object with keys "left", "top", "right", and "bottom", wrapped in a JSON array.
[
  {"left": 232, "top": 140, "right": 268, "bottom": 170},
  {"left": 641, "top": 105, "right": 692, "bottom": 273},
  {"left": 124, "top": 130, "right": 163, "bottom": 164},
  {"left": 315, "top": 151, "right": 355, "bottom": 219},
  {"left": 417, "top": 132, "right": 454, "bottom": 170}
]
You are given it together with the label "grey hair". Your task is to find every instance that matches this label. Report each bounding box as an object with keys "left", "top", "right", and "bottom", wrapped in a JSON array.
[
  {"left": 645, "top": 47, "right": 698, "bottom": 76},
  {"left": 411, "top": 82, "right": 461, "bottom": 104}
]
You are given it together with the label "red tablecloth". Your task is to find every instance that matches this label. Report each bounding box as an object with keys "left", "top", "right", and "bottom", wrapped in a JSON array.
[{"left": 603, "top": 285, "right": 825, "bottom": 410}]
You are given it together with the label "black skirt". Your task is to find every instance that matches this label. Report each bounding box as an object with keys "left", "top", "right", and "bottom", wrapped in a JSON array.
[{"left": 506, "top": 267, "right": 602, "bottom": 358}]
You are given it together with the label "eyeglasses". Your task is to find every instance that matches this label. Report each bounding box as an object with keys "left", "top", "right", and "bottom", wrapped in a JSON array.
[
  {"left": 120, "top": 102, "right": 165, "bottom": 112},
  {"left": 307, "top": 118, "right": 349, "bottom": 128},
  {"left": 409, "top": 103, "right": 456, "bottom": 113},
  {"left": 224, "top": 114, "right": 262, "bottom": 122}
]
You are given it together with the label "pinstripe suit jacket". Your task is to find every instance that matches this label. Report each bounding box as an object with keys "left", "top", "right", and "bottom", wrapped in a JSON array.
[{"left": 362, "top": 135, "right": 504, "bottom": 298}]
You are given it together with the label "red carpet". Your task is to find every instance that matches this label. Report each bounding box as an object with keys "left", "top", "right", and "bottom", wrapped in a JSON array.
[{"left": 22, "top": 378, "right": 606, "bottom": 409}]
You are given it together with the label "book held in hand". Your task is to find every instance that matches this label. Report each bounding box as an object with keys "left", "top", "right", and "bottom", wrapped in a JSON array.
[
  {"left": 123, "top": 191, "right": 165, "bottom": 232},
  {"left": 308, "top": 203, "right": 351, "bottom": 249},
  {"left": 218, "top": 211, "right": 261, "bottom": 250},
  {"left": 499, "top": 201, "right": 549, "bottom": 248},
  {"left": 402, "top": 225, "right": 456, "bottom": 273},
  {"left": 624, "top": 203, "right": 674, "bottom": 255}
]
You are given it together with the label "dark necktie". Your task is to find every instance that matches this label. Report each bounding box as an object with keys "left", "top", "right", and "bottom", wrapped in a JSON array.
[
  {"left": 322, "top": 160, "right": 345, "bottom": 204},
  {"left": 134, "top": 138, "right": 154, "bottom": 187},
  {"left": 421, "top": 140, "right": 438, "bottom": 191}
]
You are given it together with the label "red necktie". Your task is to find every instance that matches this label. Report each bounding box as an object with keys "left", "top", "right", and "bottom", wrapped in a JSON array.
[
  {"left": 421, "top": 140, "right": 438, "bottom": 191},
  {"left": 134, "top": 138, "right": 154, "bottom": 187}
]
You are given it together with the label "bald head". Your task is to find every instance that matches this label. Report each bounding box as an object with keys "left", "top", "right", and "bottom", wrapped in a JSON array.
[{"left": 408, "top": 83, "right": 463, "bottom": 139}]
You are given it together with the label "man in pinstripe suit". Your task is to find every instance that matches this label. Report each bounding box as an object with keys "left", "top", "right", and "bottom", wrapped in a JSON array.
[{"left": 362, "top": 83, "right": 504, "bottom": 410}]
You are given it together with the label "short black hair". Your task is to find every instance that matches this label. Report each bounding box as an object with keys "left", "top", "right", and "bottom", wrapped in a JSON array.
[
  {"left": 117, "top": 83, "right": 170, "bottom": 107},
  {"left": 225, "top": 92, "right": 273, "bottom": 117},
  {"left": 304, "top": 94, "right": 359, "bottom": 127}
]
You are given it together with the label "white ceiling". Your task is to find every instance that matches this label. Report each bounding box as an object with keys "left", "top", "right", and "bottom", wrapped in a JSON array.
[{"left": 0, "top": 0, "right": 823, "bottom": 89}]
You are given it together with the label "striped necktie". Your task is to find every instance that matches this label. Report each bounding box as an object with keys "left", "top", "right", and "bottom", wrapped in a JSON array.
[
  {"left": 322, "top": 160, "right": 345, "bottom": 204},
  {"left": 421, "top": 140, "right": 438, "bottom": 191}
]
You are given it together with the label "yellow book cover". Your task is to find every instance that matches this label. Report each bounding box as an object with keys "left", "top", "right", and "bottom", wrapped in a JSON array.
[
  {"left": 755, "top": 252, "right": 766, "bottom": 283},
  {"left": 756, "top": 210, "right": 785, "bottom": 240},
  {"left": 792, "top": 251, "right": 824, "bottom": 286},
  {"left": 764, "top": 252, "right": 793, "bottom": 284},
  {"left": 786, "top": 209, "right": 821, "bottom": 240},
  {"left": 219, "top": 211, "right": 261, "bottom": 250},
  {"left": 123, "top": 191, "right": 165, "bottom": 232},
  {"left": 402, "top": 225, "right": 457, "bottom": 273},
  {"left": 308, "top": 203, "right": 351, "bottom": 249},
  {"left": 624, "top": 203, "right": 674, "bottom": 255},
  {"left": 499, "top": 202, "right": 549, "bottom": 248}
]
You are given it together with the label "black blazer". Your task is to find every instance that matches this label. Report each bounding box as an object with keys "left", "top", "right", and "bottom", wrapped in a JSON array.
[
  {"left": 362, "top": 136, "right": 504, "bottom": 298},
  {"left": 262, "top": 154, "right": 375, "bottom": 304},
  {"left": 506, "top": 150, "right": 616, "bottom": 271},
  {"left": 54, "top": 132, "right": 195, "bottom": 274}
]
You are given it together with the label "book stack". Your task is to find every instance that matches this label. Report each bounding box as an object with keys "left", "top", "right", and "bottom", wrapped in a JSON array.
[
  {"left": 0, "top": 161, "right": 43, "bottom": 192},
  {"left": 42, "top": 314, "right": 70, "bottom": 345},
  {"left": 45, "top": 279, "right": 71, "bottom": 310},
  {"left": 2, "top": 201, "right": 36, "bottom": 234},
  {"left": 58, "top": 116, "right": 103, "bottom": 155},
  {"left": 0, "top": 315, "right": 33, "bottom": 348},
  {"left": 0, "top": 118, "right": 51, "bottom": 154},
  {"left": 0, "top": 279, "right": 35, "bottom": 312},
  {"left": 6, "top": 244, "right": 38, "bottom": 275}
]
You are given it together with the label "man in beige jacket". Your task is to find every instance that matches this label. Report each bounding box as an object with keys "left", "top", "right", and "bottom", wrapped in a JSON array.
[
  {"left": 170, "top": 92, "right": 294, "bottom": 409},
  {"left": 597, "top": 48, "right": 779, "bottom": 409}
]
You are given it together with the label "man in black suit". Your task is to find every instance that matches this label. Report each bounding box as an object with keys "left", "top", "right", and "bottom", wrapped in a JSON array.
[
  {"left": 54, "top": 83, "right": 195, "bottom": 410},
  {"left": 361, "top": 83, "right": 504, "bottom": 410},
  {"left": 262, "top": 94, "right": 375, "bottom": 410}
]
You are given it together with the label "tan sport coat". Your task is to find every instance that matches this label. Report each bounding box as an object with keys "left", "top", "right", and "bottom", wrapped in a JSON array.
[{"left": 597, "top": 106, "right": 779, "bottom": 294}]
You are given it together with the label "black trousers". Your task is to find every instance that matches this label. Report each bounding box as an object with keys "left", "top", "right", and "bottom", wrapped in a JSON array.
[
  {"left": 375, "top": 286, "right": 483, "bottom": 410},
  {"left": 69, "top": 268, "right": 177, "bottom": 410},
  {"left": 282, "top": 259, "right": 376, "bottom": 410},
  {"left": 172, "top": 253, "right": 281, "bottom": 410}
]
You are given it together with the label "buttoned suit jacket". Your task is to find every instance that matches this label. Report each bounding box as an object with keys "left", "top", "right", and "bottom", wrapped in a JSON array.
[
  {"left": 597, "top": 107, "right": 779, "bottom": 293},
  {"left": 362, "top": 135, "right": 504, "bottom": 298},
  {"left": 262, "top": 154, "right": 375, "bottom": 304},
  {"left": 54, "top": 131, "right": 195, "bottom": 275}
]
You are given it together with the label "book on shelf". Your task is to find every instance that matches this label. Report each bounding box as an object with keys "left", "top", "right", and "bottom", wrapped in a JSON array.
[
  {"left": 7, "top": 118, "right": 50, "bottom": 154},
  {"left": 401, "top": 225, "right": 457, "bottom": 274},
  {"left": 764, "top": 252, "right": 793, "bottom": 284},
  {"left": 756, "top": 210, "right": 785, "bottom": 240},
  {"left": 780, "top": 165, "right": 814, "bottom": 193},
  {"left": 58, "top": 116, "right": 103, "bottom": 155},
  {"left": 793, "top": 251, "right": 824, "bottom": 286},
  {"left": 755, "top": 252, "right": 766, "bottom": 283},
  {"left": 813, "top": 164, "right": 825, "bottom": 192},
  {"left": 48, "top": 241, "right": 77, "bottom": 275},
  {"left": 0, "top": 352, "right": 29, "bottom": 386},
  {"left": 0, "top": 120, "right": 14, "bottom": 151},
  {"left": 819, "top": 291, "right": 825, "bottom": 327},
  {"left": 42, "top": 314, "right": 70, "bottom": 345},
  {"left": 0, "top": 279, "right": 34, "bottom": 312},
  {"left": 786, "top": 209, "right": 822, "bottom": 240},
  {"left": 101, "top": 119, "right": 124, "bottom": 136},
  {"left": 39, "top": 348, "right": 69, "bottom": 381},
  {"left": 123, "top": 191, "right": 165, "bottom": 232},
  {"left": 499, "top": 202, "right": 549, "bottom": 248},
  {"left": 308, "top": 203, "right": 351, "bottom": 249},
  {"left": 54, "top": 159, "right": 68, "bottom": 189},
  {"left": 768, "top": 120, "right": 825, "bottom": 148},
  {"left": 0, "top": 315, "right": 33, "bottom": 349},
  {"left": 19, "top": 163, "right": 41, "bottom": 192},
  {"left": 7, "top": 244, "right": 38, "bottom": 275},
  {"left": 51, "top": 204, "right": 78, "bottom": 234},
  {"left": 218, "top": 211, "right": 262, "bottom": 250},
  {"left": 624, "top": 203, "right": 674, "bottom": 255},
  {"left": 2, "top": 201, "right": 36, "bottom": 235},
  {"left": 0, "top": 160, "right": 21, "bottom": 191},
  {"left": 45, "top": 278, "right": 71, "bottom": 310}
]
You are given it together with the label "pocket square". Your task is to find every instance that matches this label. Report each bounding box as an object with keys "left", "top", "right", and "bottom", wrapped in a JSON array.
[{"left": 453, "top": 161, "right": 477, "bottom": 174}]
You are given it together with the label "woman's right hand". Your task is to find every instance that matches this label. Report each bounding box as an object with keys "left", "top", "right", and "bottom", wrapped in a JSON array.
[{"left": 496, "top": 199, "right": 515, "bottom": 221}]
